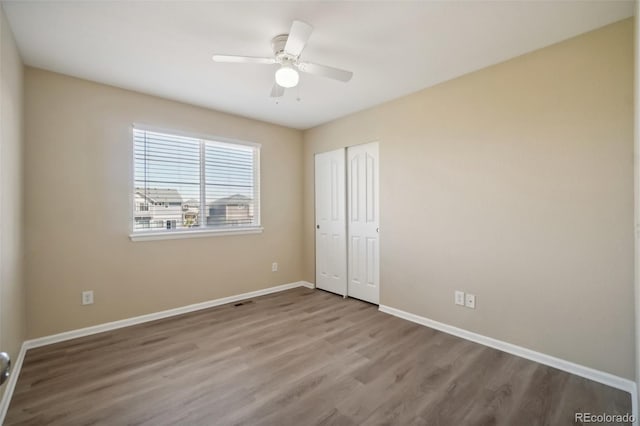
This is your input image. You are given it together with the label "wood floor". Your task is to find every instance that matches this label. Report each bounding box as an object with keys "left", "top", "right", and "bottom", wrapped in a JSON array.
[{"left": 5, "top": 288, "right": 631, "bottom": 425}]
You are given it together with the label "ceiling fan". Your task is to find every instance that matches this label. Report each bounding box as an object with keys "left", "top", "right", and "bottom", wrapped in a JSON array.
[{"left": 212, "top": 20, "right": 353, "bottom": 98}]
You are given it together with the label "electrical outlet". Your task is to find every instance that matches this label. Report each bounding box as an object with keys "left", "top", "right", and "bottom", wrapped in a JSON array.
[
  {"left": 272, "top": 262, "right": 278, "bottom": 272},
  {"left": 454, "top": 290, "right": 465, "bottom": 306},
  {"left": 465, "top": 294, "right": 476, "bottom": 309},
  {"left": 82, "top": 290, "right": 94, "bottom": 305}
]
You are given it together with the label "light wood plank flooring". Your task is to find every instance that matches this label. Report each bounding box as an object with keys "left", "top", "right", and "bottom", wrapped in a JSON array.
[{"left": 5, "top": 288, "right": 631, "bottom": 425}]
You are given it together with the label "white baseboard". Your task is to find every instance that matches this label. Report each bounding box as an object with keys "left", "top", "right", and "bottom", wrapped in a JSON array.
[
  {"left": 25, "top": 281, "right": 314, "bottom": 349},
  {"left": 300, "top": 281, "right": 315, "bottom": 289},
  {"left": 0, "top": 280, "right": 314, "bottom": 424},
  {"left": 379, "top": 304, "right": 638, "bottom": 424}
]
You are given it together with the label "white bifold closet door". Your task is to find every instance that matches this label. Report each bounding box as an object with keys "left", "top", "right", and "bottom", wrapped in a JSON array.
[
  {"left": 314, "top": 143, "right": 379, "bottom": 304},
  {"left": 315, "top": 149, "right": 347, "bottom": 296},
  {"left": 346, "top": 142, "right": 379, "bottom": 304}
]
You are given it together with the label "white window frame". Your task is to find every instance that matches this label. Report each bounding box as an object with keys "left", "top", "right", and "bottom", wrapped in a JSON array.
[{"left": 129, "top": 124, "right": 263, "bottom": 242}]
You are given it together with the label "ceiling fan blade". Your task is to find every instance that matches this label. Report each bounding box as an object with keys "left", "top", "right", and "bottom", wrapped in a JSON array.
[
  {"left": 284, "top": 20, "right": 313, "bottom": 57},
  {"left": 212, "top": 55, "right": 276, "bottom": 65},
  {"left": 297, "top": 61, "right": 353, "bottom": 82},
  {"left": 270, "top": 83, "right": 285, "bottom": 98}
]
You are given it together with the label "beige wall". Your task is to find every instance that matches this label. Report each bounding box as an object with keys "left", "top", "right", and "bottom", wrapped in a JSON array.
[
  {"left": 0, "top": 5, "right": 26, "bottom": 399},
  {"left": 24, "top": 69, "right": 304, "bottom": 338},
  {"left": 304, "top": 19, "right": 635, "bottom": 379}
]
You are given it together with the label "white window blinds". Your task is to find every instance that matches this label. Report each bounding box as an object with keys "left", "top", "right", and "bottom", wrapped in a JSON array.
[{"left": 133, "top": 128, "right": 260, "bottom": 235}]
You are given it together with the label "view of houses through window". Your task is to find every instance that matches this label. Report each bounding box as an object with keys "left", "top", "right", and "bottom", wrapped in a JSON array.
[{"left": 133, "top": 128, "right": 259, "bottom": 233}]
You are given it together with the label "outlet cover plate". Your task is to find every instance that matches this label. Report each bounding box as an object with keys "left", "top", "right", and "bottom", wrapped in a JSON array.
[
  {"left": 82, "top": 290, "right": 94, "bottom": 305},
  {"left": 454, "top": 290, "right": 465, "bottom": 306},
  {"left": 465, "top": 294, "right": 476, "bottom": 309}
]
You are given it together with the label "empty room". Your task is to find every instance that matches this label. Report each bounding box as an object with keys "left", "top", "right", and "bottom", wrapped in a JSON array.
[{"left": 0, "top": 0, "right": 638, "bottom": 425}]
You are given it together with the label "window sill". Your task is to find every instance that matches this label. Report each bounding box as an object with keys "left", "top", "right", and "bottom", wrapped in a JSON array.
[{"left": 129, "top": 226, "right": 264, "bottom": 242}]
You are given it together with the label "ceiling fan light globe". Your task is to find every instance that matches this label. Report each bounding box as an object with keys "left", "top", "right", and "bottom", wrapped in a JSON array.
[{"left": 275, "top": 65, "right": 299, "bottom": 88}]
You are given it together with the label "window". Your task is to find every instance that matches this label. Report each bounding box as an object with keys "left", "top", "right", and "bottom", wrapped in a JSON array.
[{"left": 132, "top": 127, "right": 261, "bottom": 240}]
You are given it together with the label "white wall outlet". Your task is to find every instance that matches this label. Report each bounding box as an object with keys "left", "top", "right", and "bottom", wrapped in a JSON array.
[
  {"left": 271, "top": 262, "right": 278, "bottom": 272},
  {"left": 82, "top": 290, "right": 94, "bottom": 305},
  {"left": 454, "top": 290, "right": 465, "bottom": 306},
  {"left": 465, "top": 293, "right": 476, "bottom": 309}
]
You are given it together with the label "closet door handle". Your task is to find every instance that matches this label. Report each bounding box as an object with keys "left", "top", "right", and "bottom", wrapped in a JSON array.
[{"left": 316, "top": 225, "right": 320, "bottom": 229}]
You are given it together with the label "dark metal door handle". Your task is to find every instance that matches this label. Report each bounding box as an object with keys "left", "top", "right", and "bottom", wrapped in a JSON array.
[{"left": 0, "top": 352, "right": 10, "bottom": 386}]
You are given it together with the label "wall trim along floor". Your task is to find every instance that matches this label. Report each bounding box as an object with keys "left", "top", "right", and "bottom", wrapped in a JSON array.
[
  {"left": 379, "top": 304, "right": 639, "bottom": 425},
  {"left": 0, "top": 280, "right": 315, "bottom": 424}
]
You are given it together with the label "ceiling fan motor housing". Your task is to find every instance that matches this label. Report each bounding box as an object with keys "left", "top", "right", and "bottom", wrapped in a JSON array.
[{"left": 272, "top": 35, "right": 291, "bottom": 60}]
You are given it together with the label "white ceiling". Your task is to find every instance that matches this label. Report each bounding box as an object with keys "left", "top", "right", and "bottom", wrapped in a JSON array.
[{"left": 2, "top": 1, "right": 634, "bottom": 130}]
